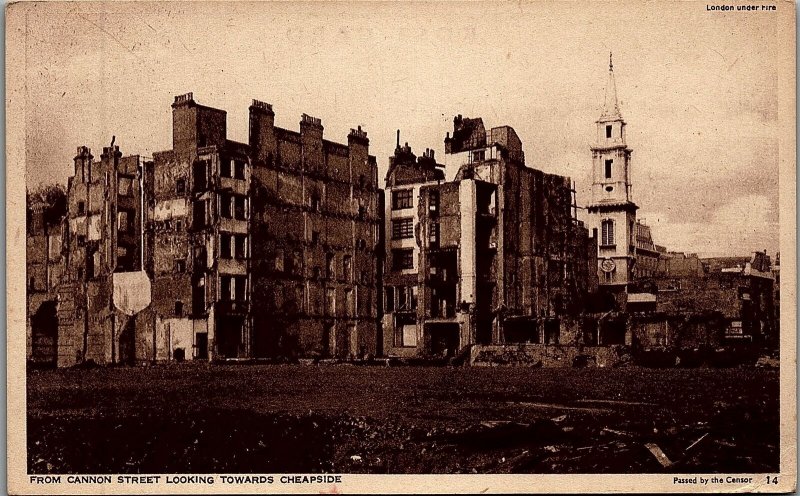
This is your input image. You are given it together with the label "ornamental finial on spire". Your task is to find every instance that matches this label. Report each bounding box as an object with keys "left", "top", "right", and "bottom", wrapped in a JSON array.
[{"left": 609, "top": 52, "right": 613, "bottom": 71}]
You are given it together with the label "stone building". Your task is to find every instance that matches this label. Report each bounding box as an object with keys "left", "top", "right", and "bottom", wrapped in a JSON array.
[
  {"left": 586, "top": 56, "right": 638, "bottom": 304},
  {"left": 246, "top": 102, "right": 382, "bottom": 360},
  {"left": 55, "top": 145, "right": 154, "bottom": 367},
  {"left": 33, "top": 93, "right": 382, "bottom": 366},
  {"left": 631, "top": 251, "right": 776, "bottom": 349},
  {"left": 146, "top": 93, "right": 382, "bottom": 362},
  {"left": 26, "top": 201, "right": 65, "bottom": 366},
  {"left": 382, "top": 118, "right": 597, "bottom": 357}
]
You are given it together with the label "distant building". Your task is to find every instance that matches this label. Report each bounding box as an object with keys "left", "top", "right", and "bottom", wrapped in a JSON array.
[
  {"left": 382, "top": 117, "right": 597, "bottom": 357},
  {"left": 633, "top": 251, "right": 776, "bottom": 347},
  {"left": 633, "top": 220, "right": 660, "bottom": 279},
  {"left": 26, "top": 201, "right": 65, "bottom": 366}
]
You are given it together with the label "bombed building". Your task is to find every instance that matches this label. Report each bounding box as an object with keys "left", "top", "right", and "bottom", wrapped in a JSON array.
[
  {"left": 382, "top": 118, "right": 597, "bottom": 358},
  {"left": 30, "top": 94, "right": 383, "bottom": 366},
  {"left": 147, "top": 94, "right": 382, "bottom": 362},
  {"left": 54, "top": 145, "right": 153, "bottom": 367}
]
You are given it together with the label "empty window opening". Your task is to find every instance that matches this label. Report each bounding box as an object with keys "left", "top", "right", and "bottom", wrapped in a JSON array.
[
  {"left": 606, "top": 125, "right": 612, "bottom": 138},
  {"left": 392, "top": 249, "right": 414, "bottom": 271},
  {"left": 326, "top": 253, "right": 336, "bottom": 279},
  {"left": 221, "top": 158, "right": 232, "bottom": 178},
  {"left": 604, "top": 159, "right": 613, "bottom": 179},
  {"left": 234, "top": 235, "right": 246, "bottom": 259},
  {"left": 220, "top": 234, "right": 232, "bottom": 259},
  {"left": 234, "top": 160, "right": 245, "bottom": 180},
  {"left": 234, "top": 196, "right": 246, "bottom": 220}
]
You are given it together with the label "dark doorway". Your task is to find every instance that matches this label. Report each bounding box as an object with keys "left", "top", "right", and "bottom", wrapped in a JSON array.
[
  {"left": 118, "top": 317, "right": 136, "bottom": 365},
  {"left": 30, "top": 300, "right": 58, "bottom": 367},
  {"left": 426, "top": 323, "right": 460, "bottom": 357},
  {"left": 216, "top": 316, "right": 243, "bottom": 358},
  {"left": 196, "top": 333, "right": 208, "bottom": 360},
  {"left": 544, "top": 319, "right": 561, "bottom": 344}
]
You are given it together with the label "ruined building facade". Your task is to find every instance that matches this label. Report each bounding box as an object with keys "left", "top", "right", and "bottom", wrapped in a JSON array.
[
  {"left": 382, "top": 118, "right": 597, "bottom": 357},
  {"left": 55, "top": 146, "right": 153, "bottom": 366},
  {"left": 40, "top": 94, "right": 382, "bottom": 365}
]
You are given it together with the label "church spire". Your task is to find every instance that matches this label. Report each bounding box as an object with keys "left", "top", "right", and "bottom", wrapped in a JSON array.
[{"left": 600, "top": 52, "right": 621, "bottom": 121}]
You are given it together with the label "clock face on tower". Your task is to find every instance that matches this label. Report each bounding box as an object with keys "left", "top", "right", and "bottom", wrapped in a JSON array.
[{"left": 600, "top": 258, "right": 616, "bottom": 273}]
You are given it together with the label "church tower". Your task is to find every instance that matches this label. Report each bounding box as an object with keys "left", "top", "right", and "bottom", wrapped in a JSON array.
[{"left": 587, "top": 54, "right": 638, "bottom": 292}]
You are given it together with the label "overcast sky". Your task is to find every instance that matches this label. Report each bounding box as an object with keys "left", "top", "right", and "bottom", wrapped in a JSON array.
[{"left": 21, "top": 1, "right": 784, "bottom": 257}]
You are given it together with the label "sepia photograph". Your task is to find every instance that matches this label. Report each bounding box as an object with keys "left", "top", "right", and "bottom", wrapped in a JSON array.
[{"left": 7, "top": 0, "right": 796, "bottom": 493}]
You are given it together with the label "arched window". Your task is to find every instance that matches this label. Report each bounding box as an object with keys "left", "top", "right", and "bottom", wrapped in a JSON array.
[{"left": 601, "top": 219, "right": 615, "bottom": 246}]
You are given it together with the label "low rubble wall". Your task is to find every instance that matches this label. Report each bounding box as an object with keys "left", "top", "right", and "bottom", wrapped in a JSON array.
[{"left": 470, "top": 344, "right": 632, "bottom": 368}]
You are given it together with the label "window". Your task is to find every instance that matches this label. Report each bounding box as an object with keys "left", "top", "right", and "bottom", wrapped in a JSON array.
[
  {"left": 193, "top": 160, "right": 208, "bottom": 192},
  {"left": 274, "top": 248, "right": 284, "bottom": 272},
  {"left": 175, "top": 259, "right": 186, "bottom": 273},
  {"left": 29, "top": 276, "right": 36, "bottom": 291},
  {"left": 221, "top": 193, "right": 232, "bottom": 218},
  {"left": 326, "top": 253, "right": 335, "bottom": 279},
  {"left": 221, "top": 158, "right": 232, "bottom": 178},
  {"left": 119, "top": 177, "right": 134, "bottom": 196},
  {"left": 234, "top": 235, "right": 246, "bottom": 259},
  {"left": 606, "top": 125, "right": 612, "bottom": 138},
  {"left": 176, "top": 178, "right": 186, "bottom": 195},
  {"left": 221, "top": 276, "right": 232, "bottom": 301},
  {"left": 310, "top": 195, "right": 321, "bottom": 212},
  {"left": 397, "top": 286, "right": 408, "bottom": 310},
  {"left": 392, "top": 189, "right": 413, "bottom": 210},
  {"left": 472, "top": 149, "right": 485, "bottom": 162},
  {"left": 392, "top": 218, "right": 413, "bottom": 239},
  {"left": 392, "top": 249, "right": 414, "bottom": 270},
  {"left": 395, "top": 314, "right": 417, "bottom": 347},
  {"left": 77, "top": 201, "right": 86, "bottom": 215},
  {"left": 234, "top": 160, "right": 245, "bottom": 180},
  {"left": 385, "top": 286, "right": 395, "bottom": 313},
  {"left": 220, "top": 234, "right": 232, "bottom": 259},
  {"left": 326, "top": 288, "right": 336, "bottom": 315},
  {"left": 429, "top": 191, "right": 439, "bottom": 213},
  {"left": 117, "top": 211, "right": 129, "bottom": 232},
  {"left": 77, "top": 235, "right": 86, "bottom": 247},
  {"left": 601, "top": 219, "right": 615, "bottom": 246},
  {"left": 234, "top": 196, "right": 246, "bottom": 220},
  {"left": 429, "top": 222, "right": 440, "bottom": 247},
  {"left": 361, "top": 270, "right": 369, "bottom": 285},
  {"left": 345, "top": 289, "right": 354, "bottom": 316},
  {"left": 176, "top": 220, "right": 183, "bottom": 232},
  {"left": 311, "top": 230, "right": 320, "bottom": 244},
  {"left": 175, "top": 301, "right": 184, "bottom": 317},
  {"left": 234, "top": 276, "right": 247, "bottom": 301},
  {"left": 605, "top": 159, "right": 613, "bottom": 179},
  {"left": 342, "top": 255, "right": 352, "bottom": 281},
  {"left": 193, "top": 200, "right": 207, "bottom": 229}
]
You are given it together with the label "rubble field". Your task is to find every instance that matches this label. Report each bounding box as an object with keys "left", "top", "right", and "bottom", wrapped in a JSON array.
[{"left": 27, "top": 364, "right": 778, "bottom": 474}]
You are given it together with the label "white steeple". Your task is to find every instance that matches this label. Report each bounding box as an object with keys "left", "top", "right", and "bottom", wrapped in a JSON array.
[{"left": 600, "top": 53, "right": 622, "bottom": 122}]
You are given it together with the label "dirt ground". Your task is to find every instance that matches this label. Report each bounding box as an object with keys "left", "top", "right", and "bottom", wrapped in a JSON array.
[{"left": 27, "top": 364, "right": 779, "bottom": 474}]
